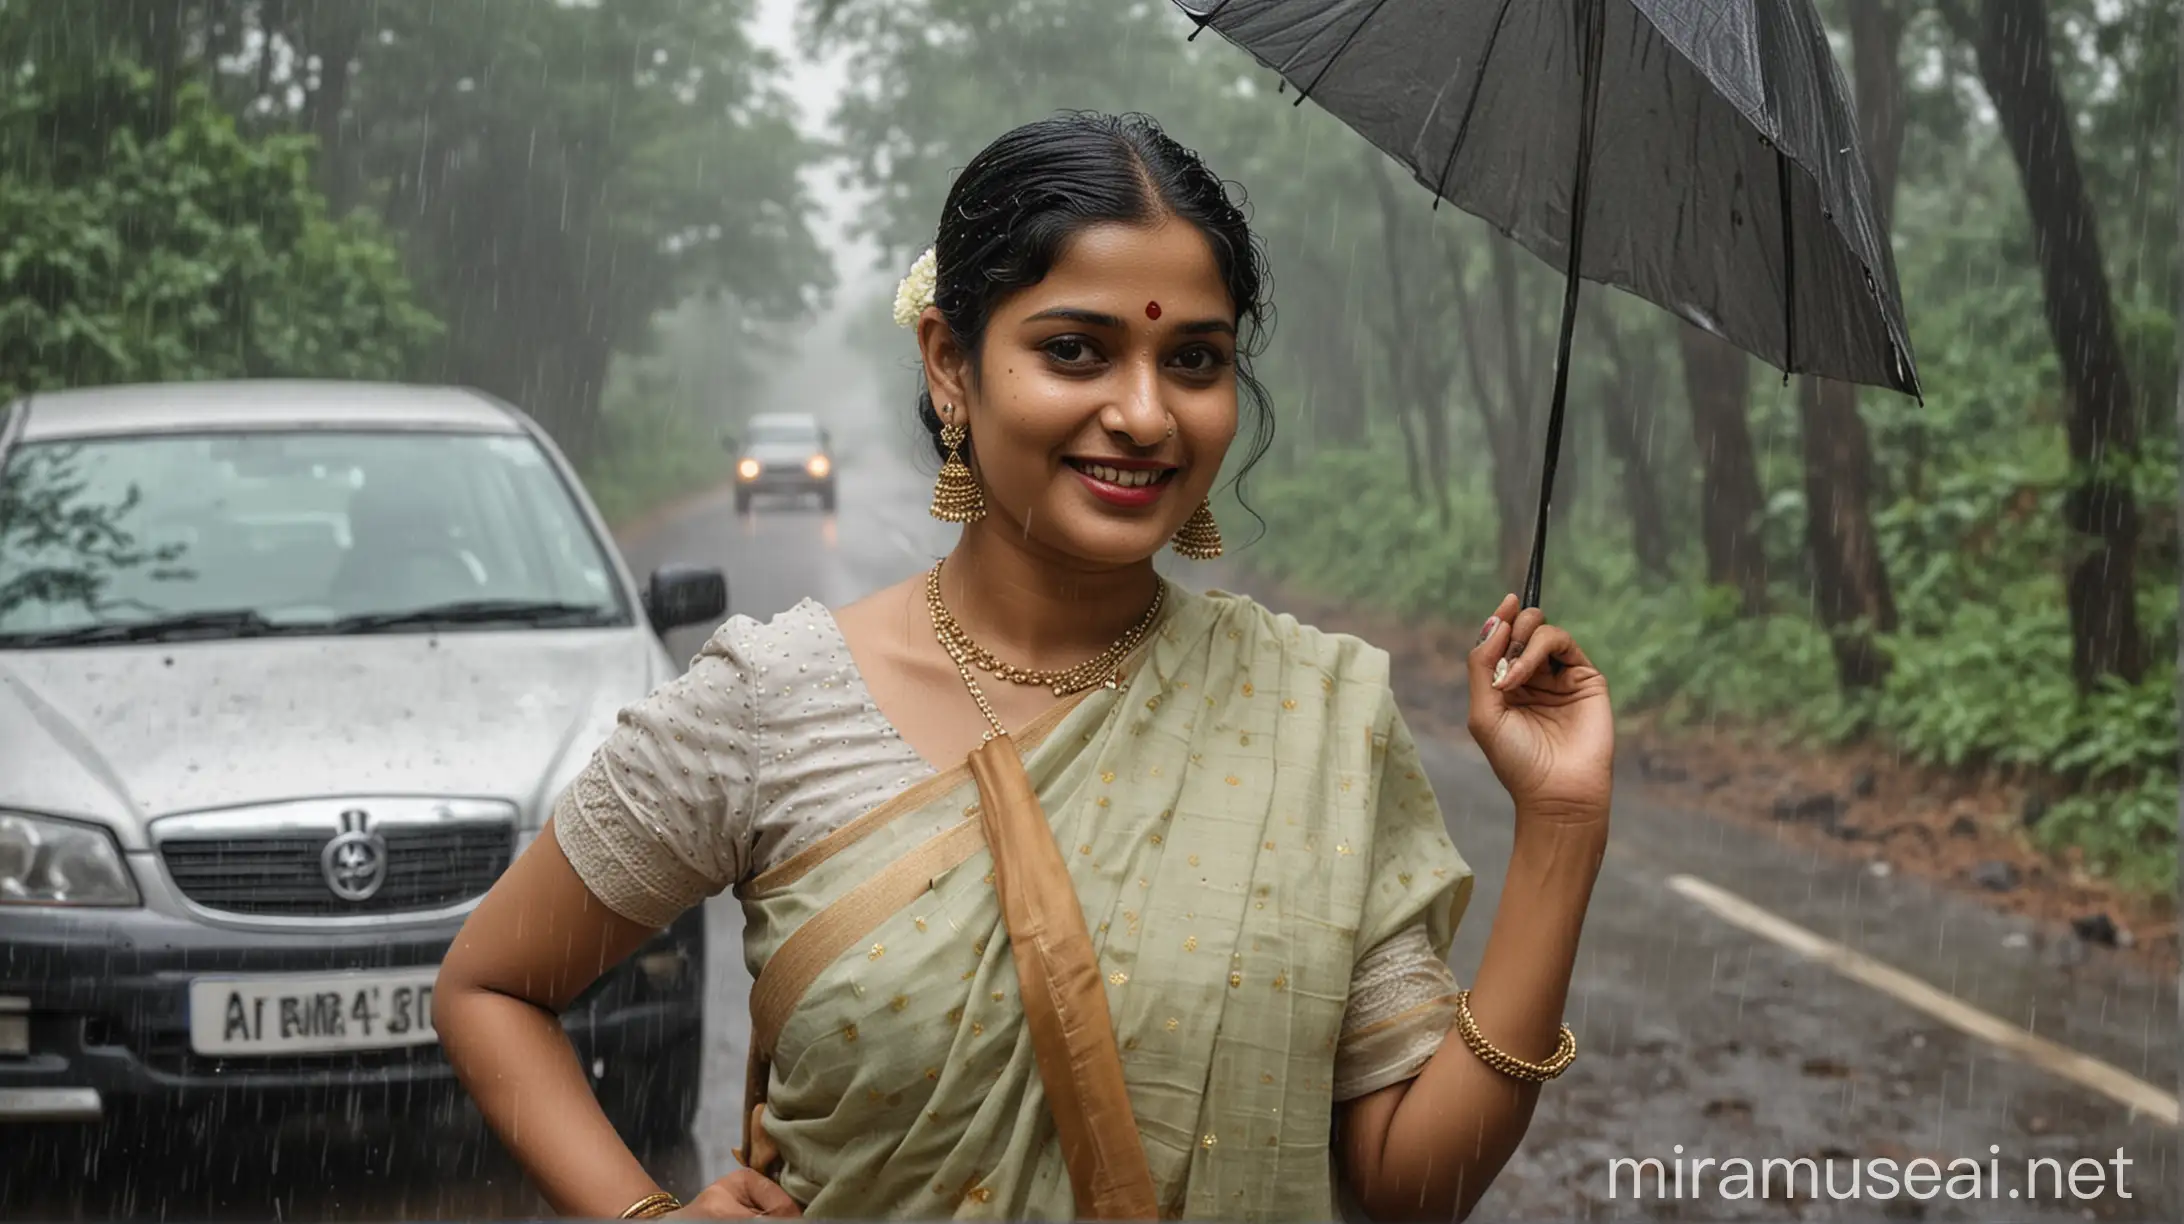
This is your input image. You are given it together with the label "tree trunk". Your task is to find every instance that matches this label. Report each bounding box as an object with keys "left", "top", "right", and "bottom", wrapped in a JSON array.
[
  {"left": 1676, "top": 324, "right": 1770, "bottom": 614},
  {"left": 294, "top": 0, "right": 368, "bottom": 215},
  {"left": 1593, "top": 306, "right": 1672, "bottom": 580},
  {"left": 1485, "top": 240, "right": 1542, "bottom": 591},
  {"left": 1795, "top": 0, "right": 1908, "bottom": 690},
  {"left": 1366, "top": 157, "right": 1452, "bottom": 522},
  {"left": 1800, "top": 377, "right": 1899, "bottom": 686},
  {"left": 1960, "top": 0, "right": 2145, "bottom": 688},
  {"left": 1848, "top": 0, "right": 1908, "bottom": 221}
]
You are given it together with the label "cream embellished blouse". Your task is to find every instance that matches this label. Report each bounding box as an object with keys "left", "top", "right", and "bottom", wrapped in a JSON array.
[{"left": 555, "top": 598, "right": 1462, "bottom": 1102}]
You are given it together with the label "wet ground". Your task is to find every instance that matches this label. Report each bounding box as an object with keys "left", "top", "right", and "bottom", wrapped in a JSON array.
[{"left": 4, "top": 425, "right": 2176, "bottom": 1221}]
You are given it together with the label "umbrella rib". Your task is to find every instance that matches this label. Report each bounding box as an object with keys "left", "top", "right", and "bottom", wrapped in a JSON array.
[
  {"left": 1289, "top": 0, "right": 1399, "bottom": 107},
  {"left": 1777, "top": 151, "right": 1797, "bottom": 380},
  {"left": 1427, "top": 0, "right": 1518, "bottom": 209}
]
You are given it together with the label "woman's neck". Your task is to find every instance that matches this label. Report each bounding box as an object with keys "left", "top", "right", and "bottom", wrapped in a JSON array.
[{"left": 935, "top": 520, "right": 1164, "bottom": 667}]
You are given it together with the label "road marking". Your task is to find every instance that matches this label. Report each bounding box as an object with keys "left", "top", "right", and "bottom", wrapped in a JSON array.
[{"left": 1665, "top": 873, "right": 2180, "bottom": 1128}]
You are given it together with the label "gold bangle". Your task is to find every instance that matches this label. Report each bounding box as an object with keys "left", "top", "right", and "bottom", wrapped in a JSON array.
[
  {"left": 620, "top": 1191, "right": 682, "bottom": 1219},
  {"left": 1452, "top": 989, "right": 1577, "bottom": 1082}
]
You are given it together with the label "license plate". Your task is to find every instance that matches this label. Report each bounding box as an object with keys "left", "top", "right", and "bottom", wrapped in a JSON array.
[{"left": 188, "top": 967, "right": 439, "bottom": 1055}]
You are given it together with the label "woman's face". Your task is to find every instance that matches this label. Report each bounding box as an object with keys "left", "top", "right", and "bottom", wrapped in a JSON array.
[{"left": 920, "top": 219, "right": 1240, "bottom": 568}]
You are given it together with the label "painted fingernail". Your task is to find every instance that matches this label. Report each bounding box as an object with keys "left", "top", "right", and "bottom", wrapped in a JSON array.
[
  {"left": 1476, "top": 615, "right": 1499, "bottom": 645},
  {"left": 1492, "top": 657, "right": 1510, "bottom": 688}
]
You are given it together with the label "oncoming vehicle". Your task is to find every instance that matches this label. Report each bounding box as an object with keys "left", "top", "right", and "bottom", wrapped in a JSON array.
[
  {"left": 0, "top": 380, "right": 725, "bottom": 1148},
  {"left": 729, "top": 412, "right": 835, "bottom": 514}
]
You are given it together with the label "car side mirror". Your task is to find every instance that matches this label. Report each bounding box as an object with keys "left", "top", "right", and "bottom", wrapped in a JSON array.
[
  {"left": 719, "top": 432, "right": 739, "bottom": 452},
  {"left": 644, "top": 564, "right": 727, "bottom": 634}
]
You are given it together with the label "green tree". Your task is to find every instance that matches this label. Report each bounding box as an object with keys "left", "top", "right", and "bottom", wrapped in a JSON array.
[
  {"left": 3, "top": 1, "right": 836, "bottom": 464},
  {"left": 0, "top": 58, "right": 438, "bottom": 397}
]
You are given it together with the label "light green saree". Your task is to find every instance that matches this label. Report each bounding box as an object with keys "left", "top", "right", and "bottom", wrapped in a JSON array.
[{"left": 732, "top": 585, "right": 1471, "bottom": 1219}]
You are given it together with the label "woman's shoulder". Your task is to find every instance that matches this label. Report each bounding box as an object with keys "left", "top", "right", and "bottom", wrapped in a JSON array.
[
  {"left": 1171, "top": 583, "right": 1394, "bottom": 689},
  {"left": 681, "top": 597, "right": 853, "bottom": 691}
]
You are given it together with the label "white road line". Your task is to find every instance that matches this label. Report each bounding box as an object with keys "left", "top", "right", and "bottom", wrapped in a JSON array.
[{"left": 1665, "top": 873, "right": 2180, "bottom": 1128}]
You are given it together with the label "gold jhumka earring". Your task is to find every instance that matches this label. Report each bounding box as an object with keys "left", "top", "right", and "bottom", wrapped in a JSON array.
[
  {"left": 929, "top": 408, "right": 985, "bottom": 523},
  {"left": 1170, "top": 500, "right": 1223, "bottom": 559}
]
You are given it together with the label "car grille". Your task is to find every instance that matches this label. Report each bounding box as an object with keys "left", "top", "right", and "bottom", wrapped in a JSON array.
[{"left": 160, "top": 821, "right": 513, "bottom": 917}]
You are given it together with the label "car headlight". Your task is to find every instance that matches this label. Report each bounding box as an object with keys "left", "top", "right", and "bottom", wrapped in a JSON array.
[
  {"left": 0, "top": 813, "right": 139, "bottom": 906},
  {"left": 806, "top": 454, "right": 831, "bottom": 478},
  {"left": 737, "top": 458, "right": 761, "bottom": 480}
]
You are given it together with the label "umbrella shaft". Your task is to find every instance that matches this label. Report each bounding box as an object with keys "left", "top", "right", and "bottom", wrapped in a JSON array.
[{"left": 1521, "top": 0, "right": 1610, "bottom": 613}]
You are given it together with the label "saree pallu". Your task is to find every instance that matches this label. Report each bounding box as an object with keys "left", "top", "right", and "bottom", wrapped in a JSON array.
[{"left": 733, "top": 586, "right": 1472, "bottom": 1219}]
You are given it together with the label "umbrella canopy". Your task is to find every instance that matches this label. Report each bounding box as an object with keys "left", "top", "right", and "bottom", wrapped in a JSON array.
[{"left": 1175, "top": 0, "right": 1923, "bottom": 606}]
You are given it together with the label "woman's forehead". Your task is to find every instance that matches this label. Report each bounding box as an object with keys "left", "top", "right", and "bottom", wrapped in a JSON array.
[{"left": 1017, "top": 220, "right": 1230, "bottom": 316}]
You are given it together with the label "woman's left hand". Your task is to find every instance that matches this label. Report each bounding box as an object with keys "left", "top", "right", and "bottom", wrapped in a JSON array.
[{"left": 1465, "top": 593, "right": 1614, "bottom": 825}]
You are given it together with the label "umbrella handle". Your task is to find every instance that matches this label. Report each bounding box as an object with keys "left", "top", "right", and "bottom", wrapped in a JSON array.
[{"left": 1519, "top": 0, "right": 1609, "bottom": 614}]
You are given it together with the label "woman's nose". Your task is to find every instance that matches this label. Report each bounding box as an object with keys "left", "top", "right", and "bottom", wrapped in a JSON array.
[{"left": 1101, "top": 365, "right": 1169, "bottom": 448}]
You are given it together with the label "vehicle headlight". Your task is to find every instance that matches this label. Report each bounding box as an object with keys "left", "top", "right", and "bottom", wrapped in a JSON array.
[
  {"left": 806, "top": 455, "right": 831, "bottom": 478},
  {"left": 737, "top": 458, "right": 761, "bottom": 480},
  {"left": 0, "top": 813, "right": 139, "bottom": 906}
]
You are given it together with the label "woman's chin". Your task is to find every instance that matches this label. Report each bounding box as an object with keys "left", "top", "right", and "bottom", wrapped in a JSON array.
[{"left": 1037, "top": 516, "right": 1176, "bottom": 568}]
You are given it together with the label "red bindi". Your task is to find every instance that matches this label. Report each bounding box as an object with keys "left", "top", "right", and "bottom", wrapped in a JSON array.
[{"left": 1145, "top": 301, "right": 1162, "bottom": 320}]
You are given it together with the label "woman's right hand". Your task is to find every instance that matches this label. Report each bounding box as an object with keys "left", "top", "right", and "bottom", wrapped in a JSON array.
[{"left": 667, "top": 1169, "right": 802, "bottom": 1218}]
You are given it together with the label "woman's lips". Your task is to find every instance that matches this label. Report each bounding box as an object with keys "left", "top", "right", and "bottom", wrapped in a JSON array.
[{"left": 1067, "top": 459, "right": 1177, "bottom": 509}]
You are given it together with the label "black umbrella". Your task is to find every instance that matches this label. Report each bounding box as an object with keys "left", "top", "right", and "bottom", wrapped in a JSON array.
[{"left": 1174, "top": 0, "right": 1922, "bottom": 609}]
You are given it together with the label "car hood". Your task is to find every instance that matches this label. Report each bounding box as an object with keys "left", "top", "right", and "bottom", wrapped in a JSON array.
[{"left": 0, "top": 629, "right": 667, "bottom": 847}]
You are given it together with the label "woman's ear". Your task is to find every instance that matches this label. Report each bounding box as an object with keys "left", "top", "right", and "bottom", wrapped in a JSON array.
[{"left": 916, "top": 308, "right": 971, "bottom": 413}]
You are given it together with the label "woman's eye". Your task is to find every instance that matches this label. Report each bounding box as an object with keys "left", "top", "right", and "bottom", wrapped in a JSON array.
[
  {"left": 1044, "top": 337, "right": 1096, "bottom": 365},
  {"left": 1172, "top": 345, "right": 1227, "bottom": 374}
]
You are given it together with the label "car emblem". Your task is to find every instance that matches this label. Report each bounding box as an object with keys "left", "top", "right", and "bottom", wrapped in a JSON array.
[{"left": 321, "top": 809, "right": 388, "bottom": 902}]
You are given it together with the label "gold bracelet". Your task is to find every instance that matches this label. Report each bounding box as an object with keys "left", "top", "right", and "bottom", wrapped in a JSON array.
[
  {"left": 619, "top": 1191, "right": 682, "bottom": 1219},
  {"left": 1452, "top": 989, "right": 1577, "bottom": 1082}
]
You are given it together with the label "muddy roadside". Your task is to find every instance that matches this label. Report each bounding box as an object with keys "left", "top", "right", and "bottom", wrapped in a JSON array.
[{"left": 1220, "top": 570, "right": 2180, "bottom": 984}]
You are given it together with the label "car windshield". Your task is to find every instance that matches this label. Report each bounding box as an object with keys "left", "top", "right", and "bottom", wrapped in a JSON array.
[
  {"left": 747, "top": 419, "right": 821, "bottom": 447},
  {"left": 0, "top": 429, "right": 631, "bottom": 644}
]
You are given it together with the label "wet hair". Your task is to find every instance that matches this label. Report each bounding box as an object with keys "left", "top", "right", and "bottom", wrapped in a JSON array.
[{"left": 913, "top": 111, "right": 1275, "bottom": 511}]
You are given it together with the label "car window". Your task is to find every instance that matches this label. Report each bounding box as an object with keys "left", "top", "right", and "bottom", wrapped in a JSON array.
[
  {"left": 745, "top": 419, "right": 822, "bottom": 447},
  {"left": 0, "top": 429, "right": 630, "bottom": 638}
]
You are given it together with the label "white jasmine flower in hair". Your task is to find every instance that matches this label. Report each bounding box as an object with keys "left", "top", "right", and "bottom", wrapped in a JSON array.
[{"left": 893, "top": 246, "right": 938, "bottom": 328}]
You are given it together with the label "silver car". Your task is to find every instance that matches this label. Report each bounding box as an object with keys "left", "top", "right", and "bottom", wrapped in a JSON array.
[{"left": 0, "top": 380, "right": 724, "bottom": 1146}]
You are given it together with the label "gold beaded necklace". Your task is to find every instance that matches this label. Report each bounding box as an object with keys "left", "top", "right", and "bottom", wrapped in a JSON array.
[{"left": 925, "top": 559, "right": 1165, "bottom": 741}]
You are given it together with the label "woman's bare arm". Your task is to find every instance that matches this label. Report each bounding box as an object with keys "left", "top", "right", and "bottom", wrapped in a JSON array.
[
  {"left": 1338, "top": 814, "right": 1607, "bottom": 1221},
  {"left": 435, "top": 821, "right": 670, "bottom": 1218}
]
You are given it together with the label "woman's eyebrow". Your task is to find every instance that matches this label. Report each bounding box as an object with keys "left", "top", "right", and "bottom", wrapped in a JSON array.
[
  {"left": 1024, "top": 306, "right": 1124, "bottom": 328},
  {"left": 1024, "top": 307, "right": 1236, "bottom": 338}
]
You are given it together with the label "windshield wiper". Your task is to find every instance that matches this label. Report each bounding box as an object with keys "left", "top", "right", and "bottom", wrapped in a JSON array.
[
  {"left": 329, "top": 599, "right": 621, "bottom": 633},
  {"left": 0, "top": 609, "right": 286, "bottom": 647}
]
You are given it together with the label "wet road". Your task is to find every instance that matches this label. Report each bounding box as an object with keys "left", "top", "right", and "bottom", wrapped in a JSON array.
[{"left": 6, "top": 427, "right": 2175, "bottom": 1221}]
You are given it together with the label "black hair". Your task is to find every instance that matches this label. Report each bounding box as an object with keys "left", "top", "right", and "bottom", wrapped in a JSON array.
[{"left": 912, "top": 110, "right": 1275, "bottom": 518}]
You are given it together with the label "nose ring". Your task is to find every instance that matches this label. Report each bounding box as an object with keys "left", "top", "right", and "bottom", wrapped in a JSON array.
[{"left": 1166, "top": 416, "right": 1177, "bottom": 439}]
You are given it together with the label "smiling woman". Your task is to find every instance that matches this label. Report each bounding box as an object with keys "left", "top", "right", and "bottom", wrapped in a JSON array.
[{"left": 438, "top": 111, "right": 1616, "bottom": 1223}]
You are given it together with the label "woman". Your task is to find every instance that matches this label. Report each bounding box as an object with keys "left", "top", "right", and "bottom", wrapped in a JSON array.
[{"left": 436, "top": 111, "right": 1614, "bottom": 1222}]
